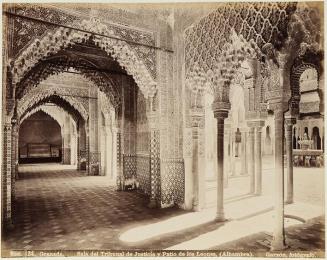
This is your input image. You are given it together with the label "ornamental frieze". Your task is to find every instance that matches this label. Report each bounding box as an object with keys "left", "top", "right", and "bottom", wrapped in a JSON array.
[
  {"left": 11, "top": 24, "right": 157, "bottom": 100},
  {"left": 7, "top": 4, "right": 78, "bottom": 58},
  {"left": 6, "top": 4, "right": 157, "bottom": 79}
]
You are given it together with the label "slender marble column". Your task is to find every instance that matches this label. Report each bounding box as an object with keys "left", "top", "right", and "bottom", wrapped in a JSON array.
[
  {"left": 285, "top": 117, "right": 296, "bottom": 204},
  {"left": 224, "top": 121, "right": 231, "bottom": 187},
  {"left": 213, "top": 110, "right": 228, "bottom": 221},
  {"left": 240, "top": 129, "right": 248, "bottom": 175},
  {"left": 255, "top": 126, "right": 263, "bottom": 195},
  {"left": 271, "top": 108, "right": 287, "bottom": 250},
  {"left": 248, "top": 127, "right": 255, "bottom": 194}
]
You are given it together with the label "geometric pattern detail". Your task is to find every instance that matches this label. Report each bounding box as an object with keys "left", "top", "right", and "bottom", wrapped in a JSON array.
[
  {"left": 161, "top": 158, "right": 185, "bottom": 205},
  {"left": 184, "top": 2, "right": 297, "bottom": 75},
  {"left": 123, "top": 154, "right": 136, "bottom": 180},
  {"left": 11, "top": 17, "right": 157, "bottom": 99},
  {"left": 9, "top": 4, "right": 157, "bottom": 80},
  {"left": 18, "top": 86, "right": 88, "bottom": 122},
  {"left": 116, "top": 133, "right": 122, "bottom": 189},
  {"left": 89, "top": 152, "right": 100, "bottom": 165},
  {"left": 150, "top": 130, "right": 160, "bottom": 202},
  {"left": 136, "top": 155, "right": 151, "bottom": 195},
  {"left": 2, "top": 167, "right": 193, "bottom": 251},
  {"left": 3, "top": 123, "right": 13, "bottom": 222}
]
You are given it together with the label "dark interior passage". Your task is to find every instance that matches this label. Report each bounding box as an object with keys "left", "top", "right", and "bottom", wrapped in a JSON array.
[{"left": 19, "top": 111, "right": 62, "bottom": 164}]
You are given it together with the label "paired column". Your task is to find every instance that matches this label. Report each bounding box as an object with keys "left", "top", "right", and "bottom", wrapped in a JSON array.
[
  {"left": 254, "top": 123, "right": 264, "bottom": 195},
  {"left": 240, "top": 128, "right": 248, "bottom": 176},
  {"left": 247, "top": 126, "right": 255, "bottom": 194},
  {"left": 285, "top": 116, "right": 296, "bottom": 204},
  {"left": 212, "top": 106, "right": 229, "bottom": 222}
]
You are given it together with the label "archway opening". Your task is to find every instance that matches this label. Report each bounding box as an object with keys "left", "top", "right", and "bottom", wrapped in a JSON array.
[
  {"left": 312, "top": 127, "right": 321, "bottom": 150},
  {"left": 19, "top": 110, "right": 62, "bottom": 164}
]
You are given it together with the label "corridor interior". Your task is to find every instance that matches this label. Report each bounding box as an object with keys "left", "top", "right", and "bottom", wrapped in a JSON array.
[{"left": 1, "top": 2, "right": 325, "bottom": 255}]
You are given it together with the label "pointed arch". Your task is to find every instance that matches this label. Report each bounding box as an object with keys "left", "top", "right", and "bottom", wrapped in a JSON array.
[
  {"left": 18, "top": 87, "right": 88, "bottom": 121},
  {"left": 11, "top": 18, "right": 157, "bottom": 99}
]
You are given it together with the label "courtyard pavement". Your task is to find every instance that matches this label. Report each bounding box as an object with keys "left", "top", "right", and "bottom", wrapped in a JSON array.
[{"left": 1, "top": 160, "right": 325, "bottom": 256}]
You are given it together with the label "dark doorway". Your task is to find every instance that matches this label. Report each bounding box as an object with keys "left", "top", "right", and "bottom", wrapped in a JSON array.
[{"left": 19, "top": 111, "right": 62, "bottom": 163}]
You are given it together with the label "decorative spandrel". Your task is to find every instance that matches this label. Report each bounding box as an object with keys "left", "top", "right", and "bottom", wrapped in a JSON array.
[{"left": 185, "top": 2, "right": 297, "bottom": 76}]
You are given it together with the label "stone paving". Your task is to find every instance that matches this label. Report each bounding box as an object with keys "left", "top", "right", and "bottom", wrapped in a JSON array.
[{"left": 1, "top": 163, "right": 325, "bottom": 256}]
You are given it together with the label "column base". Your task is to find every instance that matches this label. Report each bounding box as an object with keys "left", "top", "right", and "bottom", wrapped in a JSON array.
[
  {"left": 271, "top": 239, "right": 288, "bottom": 251},
  {"left": 148, "top": 199, "right": 157, "bottom": 208},
  {"left": 285, "top": 199, "right": 294, "bottom": 205},
  {"left": 254, "top": 191, "right": 262, "bottom": 196},
  {"left": 215, "top": 213, "right": 227, "bottom": 222},
  {"left": 192, "top": 204, "right": 202, "bottom": 212}
]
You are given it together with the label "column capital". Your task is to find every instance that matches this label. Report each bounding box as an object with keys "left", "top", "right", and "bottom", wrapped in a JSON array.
[
  {"left": 212, "top": 101, "right": 231, "bottom": 117},
  {"left": 267, "top": 100, "right": 289, "bottom": 114},
  {"left": 284, "top": 116, "right": 297, "bottom": 127}
]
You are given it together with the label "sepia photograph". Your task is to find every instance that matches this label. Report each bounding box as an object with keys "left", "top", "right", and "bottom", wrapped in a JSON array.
[{"left": 1, "top": 0, "right": 325, "bottom": 258}]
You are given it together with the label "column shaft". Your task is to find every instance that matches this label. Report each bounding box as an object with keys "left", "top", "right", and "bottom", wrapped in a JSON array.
[
  {"left": 223, "top": 129, "right": 229, "bottom": 187},
  {"left": 285, "top": 118, "right": 295, "bottom": 204},
  {"left": 271, "top": 109, "right": 286, "bottom": 250},
  {"left": 255, "top": 127, "right": 263, "bottom": 195},
  {"left": 215, "top": 114, "right": 227, "bottom": 221},
  {"left": 240, "top": 130, "right": 247, "bottom": 175},
  {"left": 248, "top": 127, "right": 255, "bottom": 193}
]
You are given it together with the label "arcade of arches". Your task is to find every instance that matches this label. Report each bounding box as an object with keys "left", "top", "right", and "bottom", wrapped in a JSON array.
[{"left": 1, "top": 2, "right": 324, "bottom": 253}]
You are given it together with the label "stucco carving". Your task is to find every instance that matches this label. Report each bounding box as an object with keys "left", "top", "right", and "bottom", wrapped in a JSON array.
[
  {"left": 10, "top": 17, "right": 157, "bottom": 99},
  {"left": 18, "top": 87, "right": 88, "bottom": 121}
]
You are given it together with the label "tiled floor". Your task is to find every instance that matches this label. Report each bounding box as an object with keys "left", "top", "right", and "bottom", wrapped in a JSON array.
[{"left": 1, "top": 163, "right": 325, "bottom": 254}]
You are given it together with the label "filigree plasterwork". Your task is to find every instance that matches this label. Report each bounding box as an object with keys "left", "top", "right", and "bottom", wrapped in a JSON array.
[
  {"left": 184, "top": 2, "right": 323, "bottom": 112},
  {"left": 184, "top": 2, "right": 297, "bottom": 77},
  {"left": 186, "top": 30, "right": 257, "bottom": 105},
  {"left": 20, "top": 72, "right": 91, "bottom": 99},
  {"left": 17, "top": 86, "right": 88, "bottom": 121},
  {"left": 21, "top": 104, "right": 65, "bottom": 127},
  {"left": 9, "top": 5, "right": 156, "bottom": 79},
  {"left": 99, "top": 90, "right": 115, "bottom": 127},
  {"left": 9, "top": 4, "right": 77, "bottom": 58},
  {"left": 16, "top": 60, "right": 121, "bottom": 108},
  {"left": 11, "top": 18, "right": 157, "bottom": 99}
]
